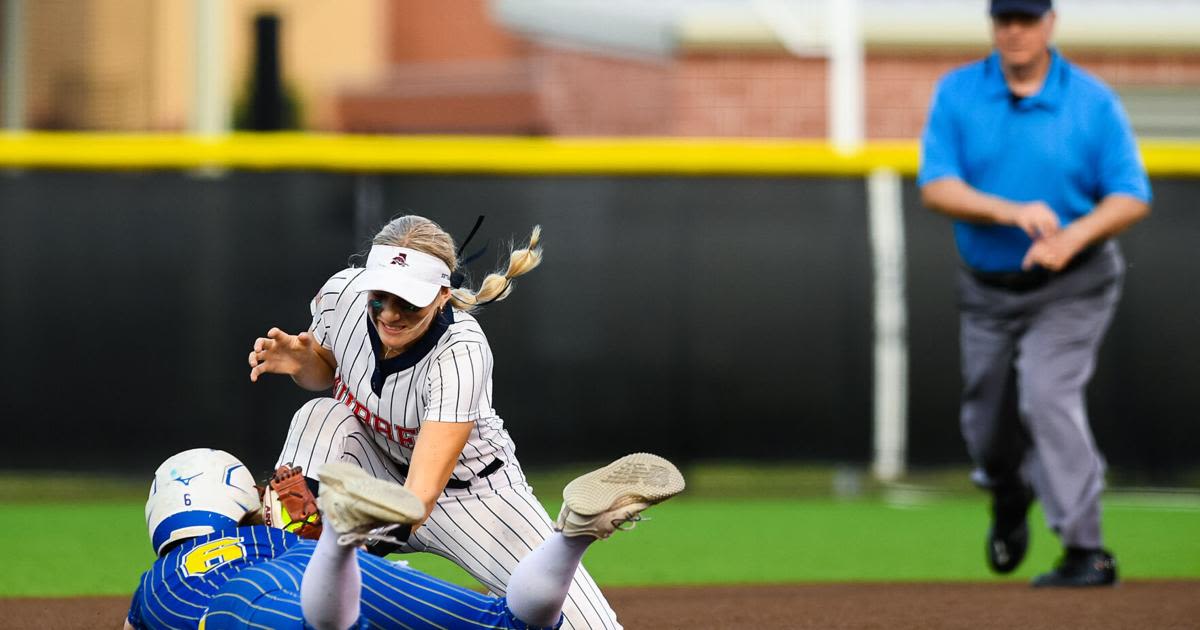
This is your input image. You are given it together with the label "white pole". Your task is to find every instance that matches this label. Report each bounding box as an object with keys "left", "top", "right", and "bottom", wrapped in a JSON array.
[
  {"left": 193, "top": 0, "right": 228, "bottom": 135},
  {"left": 868, "top": 167, "right": 908, "bottom": 482},
  {"left": 828, "top": 0, "right": 864, "bottom": 155},
  {"left": 3, "top": 0, "right": 25, "bottom": 130}
]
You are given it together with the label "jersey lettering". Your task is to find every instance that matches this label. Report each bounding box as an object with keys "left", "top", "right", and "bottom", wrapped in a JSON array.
[
  {"left": 373, "top": 415, "right": 395, "bottom": 442},
  {"left": 332, "top": 377, "right": 418, "bottom": 449}
]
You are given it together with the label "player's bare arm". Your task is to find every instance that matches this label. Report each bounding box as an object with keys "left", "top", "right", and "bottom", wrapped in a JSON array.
[
  {"left": 248, "top": 327, "right": 337, "bottom": 391},
  {"left": 1022, "top": 193, "right": 1150, "bottom": 271},
  {"left": 922, "top": 177, "right": 1060, "bottom": 238},
  {"left": 402, "top": 420, "right": 475, "bottom": 529}
]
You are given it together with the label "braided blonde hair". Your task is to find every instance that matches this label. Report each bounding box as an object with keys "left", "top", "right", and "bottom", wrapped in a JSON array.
[{"left": 372, "top": 215, "right": 542, "bottom": 313}]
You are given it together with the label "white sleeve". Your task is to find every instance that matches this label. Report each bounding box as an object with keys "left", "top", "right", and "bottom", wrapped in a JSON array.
[
  {"left": 308, "top": 268, "right": 363, "bottom": 351},
  {"left": 423, "top": 341, "right": 488, "bottom": 423}
]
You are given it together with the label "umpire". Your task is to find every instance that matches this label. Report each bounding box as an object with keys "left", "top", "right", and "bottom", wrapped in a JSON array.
[{"left": 918, "top": 0, "right": 1150, "bottom": 586}]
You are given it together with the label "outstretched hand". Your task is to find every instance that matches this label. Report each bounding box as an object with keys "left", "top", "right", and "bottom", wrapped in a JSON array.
[{"left": 248, "top": 327, "right": 317, "bottom": 382}]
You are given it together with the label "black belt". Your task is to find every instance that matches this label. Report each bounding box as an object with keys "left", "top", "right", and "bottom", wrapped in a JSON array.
[
  {"left": 397, "top": 457, "right": 504, "bottom": 490},
  {"left": 969, "top": 243, "right": 1102, "bottom": 293}
]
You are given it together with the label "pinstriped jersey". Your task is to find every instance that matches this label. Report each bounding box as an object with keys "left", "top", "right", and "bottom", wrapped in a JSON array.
[
  {"left": 126, "top": 526, "right": 300, "bottom": 629},
  {"left": 309, "top": 268, "right": 519, "bottom": 488}
]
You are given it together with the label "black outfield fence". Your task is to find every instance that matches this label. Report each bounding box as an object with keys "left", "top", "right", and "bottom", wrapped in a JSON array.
[{"left": 1, "top": 170, "right": 1196, "bottom": 481}]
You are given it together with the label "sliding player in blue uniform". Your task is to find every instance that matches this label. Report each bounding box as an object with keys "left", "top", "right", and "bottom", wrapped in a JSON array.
[{"left": 125, "top": 448, "right": 684, "bottom": 630}]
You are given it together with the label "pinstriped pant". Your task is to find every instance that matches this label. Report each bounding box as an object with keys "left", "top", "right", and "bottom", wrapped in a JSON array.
[
  {"left": 276, "top": 397, "right": 622, "bottom": 630},
  {"left": 958, "top": 241, "right": 1124, "bottom": 549}
]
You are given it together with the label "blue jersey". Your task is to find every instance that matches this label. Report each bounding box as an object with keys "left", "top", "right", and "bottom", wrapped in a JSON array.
[
  {"left": 127, "top": 525, "right": 559, "bottom": 630},
  {"left": 919, "top": 48, "right": 1151, "bottom": 272},
  {"left": 128, "top": 526, "right": 299, "bottom": 628}
]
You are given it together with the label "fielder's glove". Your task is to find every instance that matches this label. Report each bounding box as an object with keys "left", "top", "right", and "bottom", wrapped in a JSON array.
[{"left": 262, "top": 464, "right": 323, "bottom": 540}]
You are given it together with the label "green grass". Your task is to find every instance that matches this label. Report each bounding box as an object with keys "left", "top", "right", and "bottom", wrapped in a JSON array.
[
  {"left": 401, "top": 495, "right": 1200, "bottom": 587},
  {"left": 0, "top": 500, "right": 153, "bottom": 597},
  {"left": 1, "top": 467, "right": 1198, "bottom": 597}
]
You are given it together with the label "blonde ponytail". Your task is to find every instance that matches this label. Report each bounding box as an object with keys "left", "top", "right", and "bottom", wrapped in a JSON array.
[
  {"left": 450, "top": 225, "right": 542, "bottom": 312},
  {"left": 372, "top": 215, "right": 542, "bottom": 313}
]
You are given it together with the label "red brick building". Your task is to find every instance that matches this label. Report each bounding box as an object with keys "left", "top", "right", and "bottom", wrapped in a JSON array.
[{"left": 337, "top": 0, "right": 1200, "bottom": 139}]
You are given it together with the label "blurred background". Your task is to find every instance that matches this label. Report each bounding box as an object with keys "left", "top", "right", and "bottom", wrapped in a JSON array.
[
  {"left": 1, "top": 0, "right": 1198, "bottom": 487},
  {"left": 5, "top": 0, "right": 1199, "bottom": 136}
]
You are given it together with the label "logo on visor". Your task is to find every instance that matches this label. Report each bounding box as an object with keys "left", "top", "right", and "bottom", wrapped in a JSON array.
[{"left": 390, "top": 254, "right": 408, "bottom": 267}]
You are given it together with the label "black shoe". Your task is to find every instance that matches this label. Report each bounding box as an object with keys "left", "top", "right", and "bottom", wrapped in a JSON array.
[
  {"left": 986, "top": 483, "right": 1034, "bottom": 574},
  {"left": 1032, "top": 548, "right": 1118, "bottom": 587}
]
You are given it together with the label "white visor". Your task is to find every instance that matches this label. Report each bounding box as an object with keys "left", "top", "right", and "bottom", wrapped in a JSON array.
[{"left": 351, "top": 245, "right": 452, "bottom": 308}]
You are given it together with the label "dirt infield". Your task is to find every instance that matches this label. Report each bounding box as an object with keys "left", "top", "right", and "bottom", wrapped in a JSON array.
[{"left": 4, "top": 581, "right": 1198, "bottom": 629}]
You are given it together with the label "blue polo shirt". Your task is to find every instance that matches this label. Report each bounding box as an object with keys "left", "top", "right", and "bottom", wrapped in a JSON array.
[{"left": 918, "top": 49, "right": 1151, "bottom": 272}]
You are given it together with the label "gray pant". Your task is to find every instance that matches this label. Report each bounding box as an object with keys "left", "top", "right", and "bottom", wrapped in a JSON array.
[{"left": 958, "top": 241, "right": 1124, "bottom": 549}]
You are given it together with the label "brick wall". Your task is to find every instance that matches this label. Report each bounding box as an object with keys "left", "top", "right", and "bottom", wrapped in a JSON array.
[
  {"left": 865, "top": 55, "right": 966, "bottom": 139},
  {"left": 533, "top": 50, "right": 674, "bottom": 136},
  {"left": 336, "top": 59, "right": 539, "bottom": 134},
  {"left": 672, "top": 55, "right": 828, "bottom": 137},
  {"left": 1080, "top": 52, "right": 1200, "bottom": 85},
  {"left": 533, "top": 45, "right": 1200, "bottom": 139}
]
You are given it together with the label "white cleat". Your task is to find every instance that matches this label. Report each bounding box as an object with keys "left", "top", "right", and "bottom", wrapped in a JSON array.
[
  {"left": 315, "top": 461, "right": 426, "bottom": 547},
  {"left": 555, "top": 453, "right": 685, "bottom": 540}
]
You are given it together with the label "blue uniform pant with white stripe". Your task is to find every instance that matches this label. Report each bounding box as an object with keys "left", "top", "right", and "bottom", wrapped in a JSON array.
[{"left": 201, "top": 544, "right": 560, "bottom": 629}]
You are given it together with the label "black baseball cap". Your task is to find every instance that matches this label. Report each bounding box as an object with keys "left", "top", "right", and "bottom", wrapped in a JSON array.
[{"left": 990, "top": 0, "right": 1052, "bottom": 16}]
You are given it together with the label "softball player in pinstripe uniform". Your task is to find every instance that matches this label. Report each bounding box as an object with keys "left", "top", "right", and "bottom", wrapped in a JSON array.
[
  {"left": 128, "top": 448, "right": 685, "bottom": 629},
  {"left": 248, "top": 216, "right": 620, "bottom": 629}
]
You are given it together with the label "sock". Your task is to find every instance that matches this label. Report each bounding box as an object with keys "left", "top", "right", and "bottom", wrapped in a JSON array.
[
  {"left": 301, "top": 526, "right": 361, "bottom": 630},
  {"left": 505, "top": 533, "right": 593, "bottom": 628}
]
